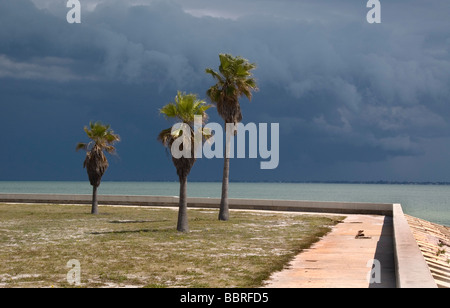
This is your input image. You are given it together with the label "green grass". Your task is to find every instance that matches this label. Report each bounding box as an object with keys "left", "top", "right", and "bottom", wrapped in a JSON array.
[{"left": 0, "top": 203, "right": 343, "bottom": 288}]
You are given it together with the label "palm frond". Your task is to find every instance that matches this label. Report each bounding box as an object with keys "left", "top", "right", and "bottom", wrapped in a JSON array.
[
  {"left": 205, "top": 68, "right": 224, "bottom": 83},
  {"left": 157, "top": 127, "right": 174, "bottom": 148},
  {"left": 105, "top": 132, "right": 120, "bottom": 145},
  {"left": 83, "top": 145, "right": 109, "bottom": 187},
  {"left": 160, "top": 103, "right": 178, "bottom": 119},
  {"left": 104, "top": 145, "right": 116, "bottom": 154},
  {"left": 76, "top": 142, "right": 88, "bottom": 152},
  {"left": 160, "top": 91, "right": 211, "bottom": 125}
]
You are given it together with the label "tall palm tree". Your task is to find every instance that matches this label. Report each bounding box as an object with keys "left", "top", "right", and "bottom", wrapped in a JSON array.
[
  {"left": 76, "top": 121, "right": 120, "bottom": 215},
  {"left": 205, "top": 54, "right": 258, "bottom": 221},
  {"left": 158, "top": 91, "right": 211, "bottom": 232}
]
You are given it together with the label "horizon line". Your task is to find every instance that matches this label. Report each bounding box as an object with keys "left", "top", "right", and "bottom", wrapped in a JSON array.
[{"left": 1, "top": 180, "right": 450, "bottom": 185}]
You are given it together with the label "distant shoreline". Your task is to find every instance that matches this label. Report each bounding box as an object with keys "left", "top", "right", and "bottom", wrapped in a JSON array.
[{"left": 1, "top": 180, "right": 450, "bottom": 186}]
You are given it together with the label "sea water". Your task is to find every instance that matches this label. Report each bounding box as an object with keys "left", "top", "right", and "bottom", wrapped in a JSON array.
[{"left": 0, "top": 181, "right": 449, "bottom": 226}]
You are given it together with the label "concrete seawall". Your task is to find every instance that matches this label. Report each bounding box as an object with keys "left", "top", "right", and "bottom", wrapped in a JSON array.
[
  {"left": 0, "top": 193, "right": 437, "bottom": 288},
  {"left": 0, "top": 193, "right": 393, "bottom": 215},
  {"left": 392, "top": 204, "right": 437, "bottom": 288}
]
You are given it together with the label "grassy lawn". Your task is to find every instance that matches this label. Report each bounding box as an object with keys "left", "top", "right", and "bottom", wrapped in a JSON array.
[{"left": 0, "top": 203, "right": 343, "bottom": 288}]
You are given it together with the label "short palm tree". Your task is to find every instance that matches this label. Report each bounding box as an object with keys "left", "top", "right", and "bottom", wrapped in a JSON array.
[
  {"left": 158, "top": 91, "right": 211, "bottom": 232},
  {"left": 76, "top": 121, "right": 120, "bottom": 215},
  {"left": 206, "top": 54, "right": 258, "bottom": 221}
]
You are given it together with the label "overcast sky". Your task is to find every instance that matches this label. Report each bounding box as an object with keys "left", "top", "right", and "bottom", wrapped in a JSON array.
[{"left": 1, "top": 0, "right": 450, "bottom": 182}]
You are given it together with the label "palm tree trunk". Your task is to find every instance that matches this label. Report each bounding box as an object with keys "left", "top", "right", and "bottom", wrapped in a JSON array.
[
  {"left": 219, "top": 121, "right": 231, "bottom": 221},
  {"left": 219, "top": 156, "right": 230, "bottom": 221},
  {"left": 91, "top": 185, "right": 99, "bottom": 215},
  {"left": 177, "top": 175, "right": 189, "bottom": 232}
]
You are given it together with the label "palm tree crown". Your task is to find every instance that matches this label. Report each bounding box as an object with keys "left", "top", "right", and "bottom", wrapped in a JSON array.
[
  {"left": 206, "top": 53, "right": 258, "bottom": 125},
  {"left": 158, "top": 91, "right": 211, "bottom": 163},
  {"left": 76, "top": 121, "right": 120, "bottom": 187}
]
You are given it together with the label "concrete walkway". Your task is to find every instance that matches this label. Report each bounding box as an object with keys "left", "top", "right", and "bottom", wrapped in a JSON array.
[{"left": 264, "top": 215, "right": 396, "bottom": 288}]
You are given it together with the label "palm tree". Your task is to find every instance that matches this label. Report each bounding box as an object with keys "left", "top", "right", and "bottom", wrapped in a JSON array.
[
  {"left": 205, "top": 54, "right": 258, "bottom": 221},
  {"left": 76, "top": 121, "right": 120, "bottom": 215},
  {"left": 158, "top": 91, "right": 211, "bottom": 232}
]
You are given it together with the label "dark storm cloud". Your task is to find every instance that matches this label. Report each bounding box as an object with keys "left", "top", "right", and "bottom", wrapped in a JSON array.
[{"left": 1, "top": 0, "right": 450, "bottom": 181}]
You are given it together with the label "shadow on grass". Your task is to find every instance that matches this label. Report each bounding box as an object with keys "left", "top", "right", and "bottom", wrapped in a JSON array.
[
  {"left": 108, "top": 220, "right": 168, "bottom": 224},
  {"left": 89, "top": 228, "right": 173, "bottom": 235}
]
